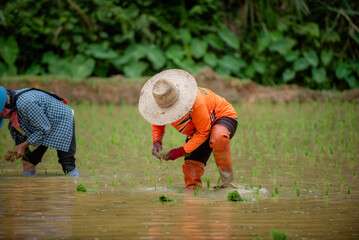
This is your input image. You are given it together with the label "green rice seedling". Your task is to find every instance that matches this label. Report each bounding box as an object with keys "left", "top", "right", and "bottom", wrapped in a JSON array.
[
  {"left": 158, "top": 195, "right": 175, "bottom": 202},
  {"left": 217, "top": 176, "right": 221, "bottom": 184},
  {"left": 194, "top": 184, "right": 200, "bottom": 196},
  {"left": 325, "top": 187, "right": 329, "bottom": 197},
  {"left": 271, "top": 228, "right": 287, "bottom": 240},
  {"left": 45, "top": 169, "right": 47, "bottom": 175},
  {"left": 111, "top": 180, "right": 114, "bottom": 187},
  {"left": 95, "top": 177, "right": 98, "bottom": 184},
  {"left": 206, "top": 177, "right": 211, "bottom": 189},
  {"left": 275, "top": 185, "right": 279, "bottom": 195},
  {"left": 296, "top": 187, "right": 300, "bottom": 198},
  {"left": 77, "top": 183, "right": 87, "bottom": 192},
  {"left": 178, "top": 189, "right": 183, "bottom": 193},
  {"left": 168, "top": 177, "right": 173, "bottom": 189},
  {"left": 118, "top": 178, "right": 121, "bottom": 183},
  {"left": 227, "top": 190, "right": 243, "bottom": 201},
  {"left": 347, "top": 185, "right": 351, "bottom": 195}
]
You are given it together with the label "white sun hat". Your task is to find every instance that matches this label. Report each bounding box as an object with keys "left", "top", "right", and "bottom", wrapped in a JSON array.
[{"left": 138, "top": 69, "right": 198, "bottom": 125}]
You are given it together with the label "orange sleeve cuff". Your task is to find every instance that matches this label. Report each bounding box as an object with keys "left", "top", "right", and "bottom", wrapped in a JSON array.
[{"left": 152, "top": 125, "right": 166, "bottom": 144}]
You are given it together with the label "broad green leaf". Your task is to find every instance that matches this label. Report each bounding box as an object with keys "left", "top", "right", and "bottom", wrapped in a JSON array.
[
  {"left": 190, "top": 38, "right": 208, "bottom": 59},
  {"left": 172, "top": 58, "right": 197, "bottom": 74},
  {"left": 345, "top": 75, "right": 359, "bottom": 88},
  {"left": 244, "top": 64, "right": 256, "bottom": 78},
  {"left": 269, "top": 38, "right": 296, "bottom": 54},
  {"left": 146, "top": 45, "right": 165, "bottom": 70},
  {"left": 322, "top": 31, "right": 340, "bottom": 43},
  {"left": 294, "top": 22, "right": 320, "bottom": 38},
  {"left": 282, "top": 68, "right": 295, "bottom": 82},
  {"left": 0, "top": 62, "right": 6, "bottom": 77},
  {"left": 285, "top": 50, "right": 300, "bottom": 62},
  {"left": 70, "top": 54, "right": 95, "bottom": 78},
  {"left": 320, "top": 50, "right": 333, "bottom": 66},
  {"left": 253, "top": 61, "right": 266, "bottom": 74},
  {"left": 269, "top": 31, "right": 283, "bottom": 42},
  {"left": 203, "top": 52, "right": 217, "bottom": 67},
  {"left": 215, "top": 66, "right": 231, "bottom": 76},
  {"left": 0, "top": 62, "right": 16, "bottom": 76},
  {"left": 218, "top": 27, "right": 239, "bottom": 50},
  {"left": 111, "top": 55, "right": 132, "bottom": 70},
  {"left": 124, "top": 44, "right": 146, "bottom": 61},
  {"left": 165, "top": 45, "right": 184, "bottom": 61},
  {"left": 218, "top": 55, "right": 246, "bottom": 73},
  {"left": 257, "top": 32, "right": 270, "bottom": 52},
  {"left": 85, "top": 44, "right": 118, "bottom": 59},
  {"left": 48, "top": 57, "right": 72, "bottom": 77},
  {"left": 61, "top": 42, "right": 71, "bottom": 51},
  {"left": 0, "top": 36, "right": 19, "bottom": 65},
  {"left": 303, "top": 51, "right": 319, "bottom": 67},
  {"left": 293, "top": 58, "right": 310, "bottom": 71},
  {"left": 178, "top": 28, "right": 191, "bottom": 44},
  {"left": 42, "top": 51, "right": 59, "bottom": 64},
  {"left": 204, "top": 34, "right": 224, "bottom": 51},
  {"left": 336, "top": 62, "right": 352, "bottom": 79},
  {"left": 189, "top": 5, "right": 204, "bottom": 15},
  {"left": 123, "top": 61, "right": 148, "bottom": 78},
  {"left": 349, "top": 60, "right": 359, "bottom": 75},
  {"left": 25, "top": 64, "right": 43, "bottom": 75},
  {"left": 7, "top": 64, "right": 17, "bottom": 76},
  {"left": 312, "top": 67, "right": 326, "bottom": 84},
  {"left": 277, "top": 18, "right": 290, "bottom": 32}
]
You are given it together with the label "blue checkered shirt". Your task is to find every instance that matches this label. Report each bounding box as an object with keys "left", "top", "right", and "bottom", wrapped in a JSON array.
[{"left": 8, "top": 89, "right": 74, "bottom": 152}]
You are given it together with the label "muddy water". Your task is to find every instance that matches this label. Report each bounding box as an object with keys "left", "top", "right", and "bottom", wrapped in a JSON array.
[
  {"left": 0, "top": 173, "right": 358, "bottom": 239},
  {"left": 1, "top": 102, "right": 358, "bottom": 239}
]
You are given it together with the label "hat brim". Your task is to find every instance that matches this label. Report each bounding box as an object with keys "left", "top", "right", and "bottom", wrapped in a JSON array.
[{"left": 139, "top": 69, "right": 198, "bottom": 125}]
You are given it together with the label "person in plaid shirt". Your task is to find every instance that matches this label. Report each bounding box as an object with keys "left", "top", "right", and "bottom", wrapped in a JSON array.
[{"left": 0, "top": 86, "right": 79, "bottom": 176}]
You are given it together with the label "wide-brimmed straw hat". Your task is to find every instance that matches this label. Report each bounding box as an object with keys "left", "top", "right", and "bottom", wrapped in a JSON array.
[
  {"left": 0, "top": 86, "right": 6, "bottom": 128},
  {"left": 139, "top": 69, "right": 198, "bottom": 125}
]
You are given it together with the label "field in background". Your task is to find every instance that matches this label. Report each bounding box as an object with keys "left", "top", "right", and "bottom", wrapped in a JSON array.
[{"left": 0, "top": 102, "right": 358, "bottom": 239}]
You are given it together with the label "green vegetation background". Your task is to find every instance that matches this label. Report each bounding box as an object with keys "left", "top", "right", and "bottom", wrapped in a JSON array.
[{"left": 0, "top": 0, "right": 358, "bottom": 90}]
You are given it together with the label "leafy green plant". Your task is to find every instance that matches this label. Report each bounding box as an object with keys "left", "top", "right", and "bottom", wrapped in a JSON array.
[
  {"left": 271, "top": 228, "right": 287, "bottom": 240},
  {"left": 158, "top": 195, "right": 175, "bottom": 202},
  {"left": 227, "top": 190, "right": 243, "bottom": 201},
  {"left": 76, "top": 182, "right": 87, "bottom": 192},
  {"left": 0, "top": 36, "right": 18, "bottom": 76}
]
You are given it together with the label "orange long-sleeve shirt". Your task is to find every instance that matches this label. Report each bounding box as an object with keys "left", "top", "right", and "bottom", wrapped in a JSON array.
[{"left": 152, "top": 87, "right": 237, "bottom": 153}]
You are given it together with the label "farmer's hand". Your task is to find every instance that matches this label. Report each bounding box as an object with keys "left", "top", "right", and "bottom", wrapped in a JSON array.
[
  {"left": 164, "top": 147, "right": 186, "bottom": 161},
  {"left": 5, "top": 149, "right": 16, "bottom": 162},
  {"left": 152, "top": 141, "right": 163, "bottom": 159},
  {"left": 12, "top": 142, "right": 30, "bottom": 160}
]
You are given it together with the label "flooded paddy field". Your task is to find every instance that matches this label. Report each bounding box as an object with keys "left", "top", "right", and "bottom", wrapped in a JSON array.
[{"left": 0, "top": 101, "right": 358, "bottom": 239}]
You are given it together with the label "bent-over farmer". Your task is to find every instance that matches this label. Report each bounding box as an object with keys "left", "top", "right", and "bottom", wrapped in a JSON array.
[
  {"left": 139, "top": 69, "right": 238, "bottom": 189},
  {"left": 0, "top": 86, "right": 79, "bottom": 176}
]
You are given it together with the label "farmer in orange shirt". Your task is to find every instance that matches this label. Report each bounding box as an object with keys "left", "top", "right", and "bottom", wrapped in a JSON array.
[{"left": 139, "top": 69, "right": 238, "bottom": 189}]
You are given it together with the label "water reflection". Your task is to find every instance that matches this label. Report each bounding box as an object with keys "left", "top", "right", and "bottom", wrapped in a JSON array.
[
  {"left": 0, "top": 177, "right": 74, "bottom": 239},
  {"left": 145, "top": 191, "right": 232, "bottom": 239}
]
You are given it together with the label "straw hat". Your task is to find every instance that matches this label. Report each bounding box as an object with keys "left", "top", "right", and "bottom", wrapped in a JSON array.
[
  {"left": 139, "top": 69, "right": 197, "bottom": 125},
  {"left": 0, "top": 86, "right": 6, "bottom": 128}
]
